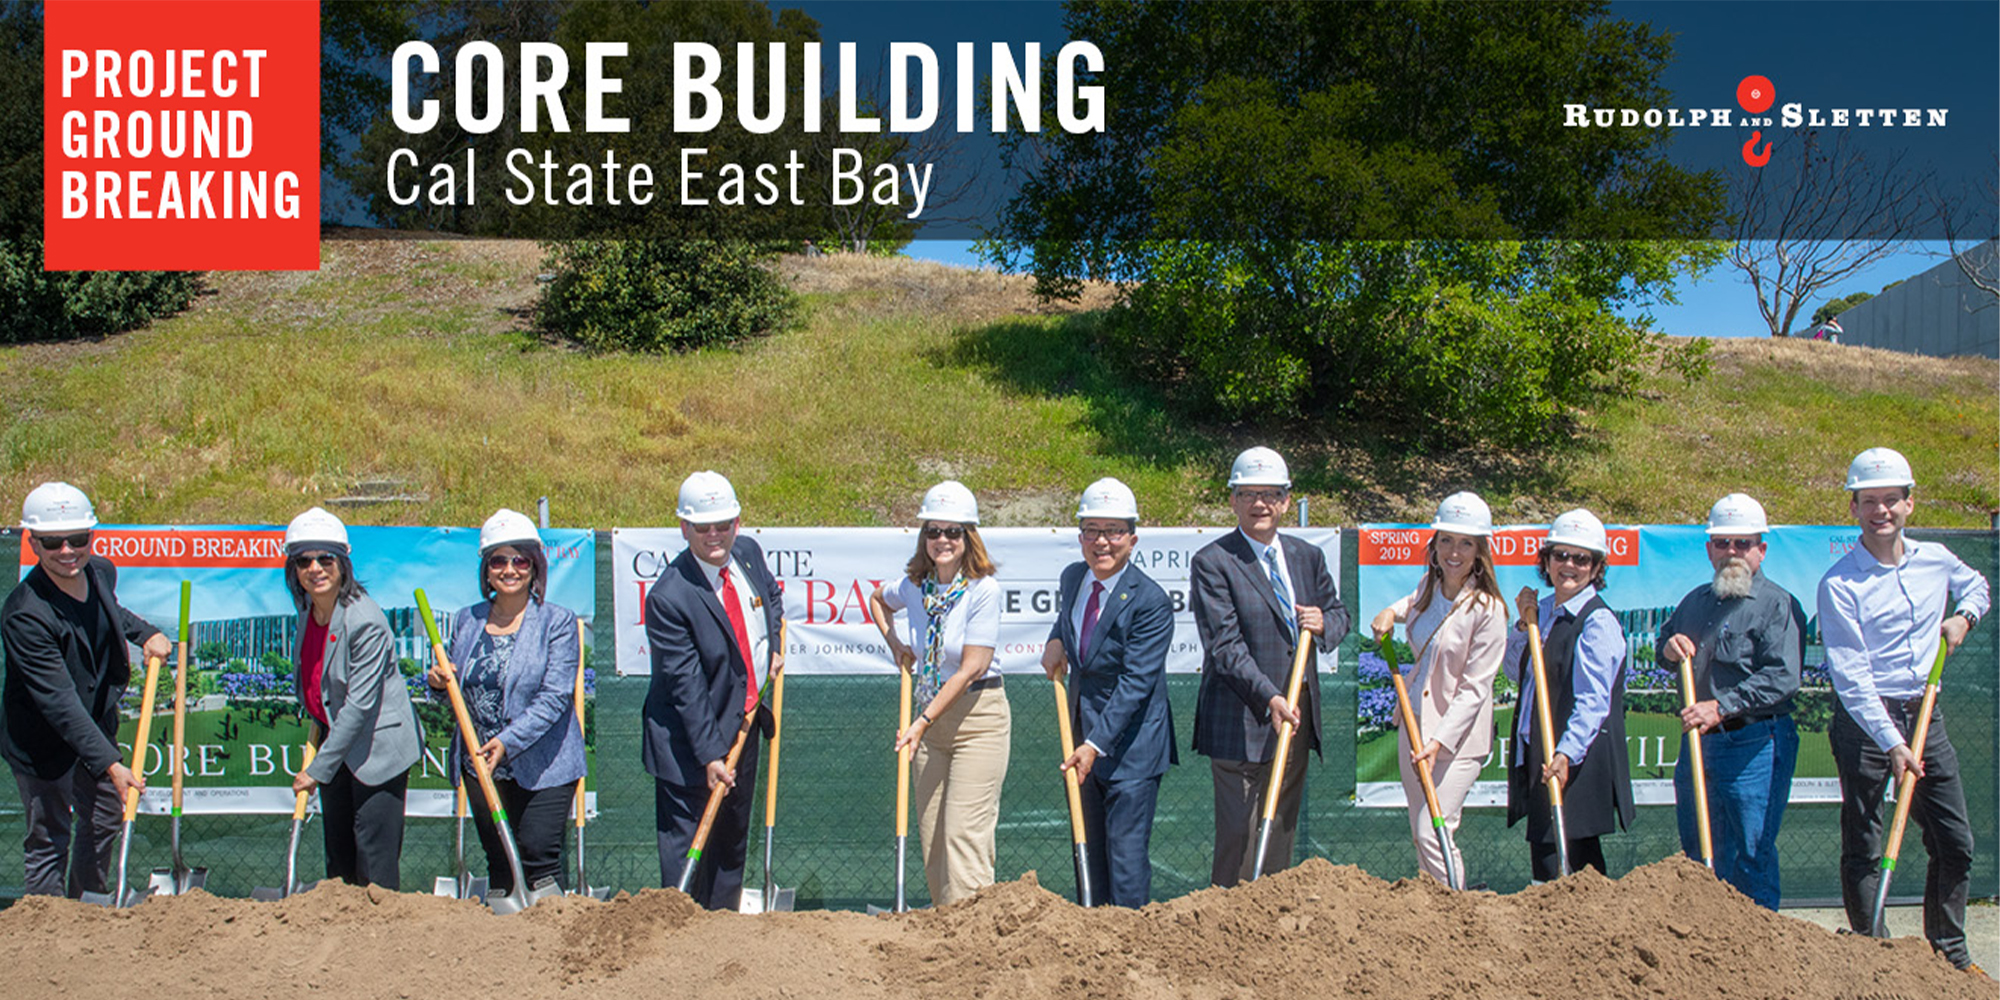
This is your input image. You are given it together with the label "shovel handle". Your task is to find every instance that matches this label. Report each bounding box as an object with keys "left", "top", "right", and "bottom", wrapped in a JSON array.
[
  {"left": 415, "top": 591, "right": 513, "bottom": 828},
  {"left": 123, "top": 655, "right": 167, "bottom": 823},
  {"left": 1524, "top": 624, "right": 1567, "bottom": 810},
  {"left": 688, "top": 716, "right": 755, "bottom": 861},
  {"left": 291, "top": 742, "right": 318, "bottom": 821},
  {"left": 895, "top": 665, "right": 912, "bottom": 840},
  {"left": 1259, "top": 631, "right": 1314, "bottom": 824},
  {"left": 765, "top": 626, "right": 787, "bottom": 829},
  {"left": 1051, "top": 672, "right": 1088, "bottom": 847},
  {"left": 1388, "top": 670, "right": 1446, "bottom": 822},
  {"left": 1881, "top": 641, "right": 1950, "bottom": 873},
  {"left": 1677, "top": 655, "right": 1714, "bottom": 867},
  {"left": 573, "top": 626, "right": 589, "bottom": 830},
  {"left": 171, "top": 581, "right": 191, "bottom": 812}
]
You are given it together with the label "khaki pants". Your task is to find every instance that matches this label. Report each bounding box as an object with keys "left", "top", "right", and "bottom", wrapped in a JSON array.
[
  {"left": 913, "top": 681, "right": 1011, "bottom": 906},
  {"left": 1397, "top": 742, "right": 1482, "bottom": 885}
]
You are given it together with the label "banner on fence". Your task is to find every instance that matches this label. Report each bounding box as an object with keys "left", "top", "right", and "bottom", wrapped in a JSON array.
[
  {"left": 611, "top": 526, "right": 1342, "bottom": 678},
  {"left": 16, "top": 525, "right": 596, "bottom": 815},
  {"left": 1354, "top": 523, "right": 1858, "bottom": 809}
]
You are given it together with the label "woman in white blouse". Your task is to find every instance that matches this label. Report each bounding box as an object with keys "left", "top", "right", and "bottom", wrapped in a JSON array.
[
  {"left": 1369, "top": 492, "right": 1507, "bottom": 885},
  {"left": 869, "top": 480, "right": 1011, "bottom": 905}
]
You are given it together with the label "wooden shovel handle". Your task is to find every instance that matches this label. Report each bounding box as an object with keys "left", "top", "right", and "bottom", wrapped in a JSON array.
[
  {"left": 1389, "top": 671, "right": 1445, "bottom": 821},
  {"left": 1678, "top": 656, "right": 1713, "bottom": 865},
  {"left": 765, "top": 633, "right": 786, "bottom": 829},
  {"left": 895, "top": 666, "right": 913, "bottom": 840},
  {"left": 573, "top": 627, "right": 588, "bottom": 830},
  {"left": 291, "top": 742, "right": 318, "bottom": 821},
  {"left": 123, "top": 655, "right": 166, "bottom": 823},
  {"left": 171, "top": 581, "right": 191, "bottom": 809},
  {"left": 1260, "top": 631, "right": 1314, "bottom": 823},
  {"left": 1525, "top": 624, "right": 1566, "bottom": 810},
  {"left": 689, "top": 716, "right": 755, "bottom": 856},
  {"left": 1051, "top": 672, "right": 1088, "bottom": 846}
]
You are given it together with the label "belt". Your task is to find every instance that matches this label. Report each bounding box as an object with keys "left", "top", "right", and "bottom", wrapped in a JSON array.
[
  {"left": 968, "top": 675, "right": 1004, "bottom": 692},
  {"left": 1718, "top": 712, "right": 1786, "bottom": 733},
  {"left": 1880, "top": 696, "right": 1927, "bottom": 717}
]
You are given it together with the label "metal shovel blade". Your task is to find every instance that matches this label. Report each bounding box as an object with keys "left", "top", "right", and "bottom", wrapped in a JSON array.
[
  {"left": 80, "top": 885, "right": 154, "bottom": 908},
  {"left": 148, "top": 865, "right": 208, "bottom": 895},
  {"left": 433, "top": 875, "right": 490, "bottom": 902}
]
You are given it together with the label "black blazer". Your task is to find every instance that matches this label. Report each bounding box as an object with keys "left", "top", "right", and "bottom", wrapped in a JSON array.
[
  {"left": 1190, "top": 531, "right": 1349, "bottom": 762},
  {"left": 1049, "top": 561, "right": 1178, "bottom": 781},
  {"left": 1, "top": 557, "right": 163, "bottom": 780},
  {"left": 640, "top": 536, "right": 783, "bottom": 788}
]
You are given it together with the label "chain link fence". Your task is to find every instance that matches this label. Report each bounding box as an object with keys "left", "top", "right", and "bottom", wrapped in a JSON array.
[{"left": 1, "top": 528, "right": 1992, "bottom": 909}]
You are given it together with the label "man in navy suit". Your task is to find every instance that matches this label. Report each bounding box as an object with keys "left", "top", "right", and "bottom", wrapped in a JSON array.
[
  {"left": 1041, "top": 478, "right": 1176, "bottom": 908},
  {"left": 1191, "top": 447, "right": 1349, "bottom": 886},
  {"left": 642, "top": 470, "right": 784, "bottom": 910}
]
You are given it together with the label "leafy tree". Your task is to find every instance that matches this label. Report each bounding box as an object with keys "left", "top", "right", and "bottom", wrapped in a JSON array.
[
  {"left": 196, "top": 641, "right": 231, "bottom": 667},
  {"left": 1811, "top": 291, "right": 1873, "bottom": 327},
  {"left": 538, "top": 239, "right": 796, "bottom": 352},
  {"left": 993, "top": 1, "right": 1726, "bottom": 447}
]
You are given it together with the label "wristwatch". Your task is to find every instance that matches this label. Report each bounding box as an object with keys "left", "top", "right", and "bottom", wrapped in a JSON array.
[{"left": 1955, "top": 609, "right": 1979, "bottom": 630}]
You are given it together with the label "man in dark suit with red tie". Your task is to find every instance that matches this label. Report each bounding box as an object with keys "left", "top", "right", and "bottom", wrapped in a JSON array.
[
  {"left": 1042, "top": 478, "right": 1176, "bottom": 907},
  {"left": 642, "top": 470, "right": 785, "bottom": 910},
  {"left": 1191, "top": 447, "right": 1349, "bottom": 886}
]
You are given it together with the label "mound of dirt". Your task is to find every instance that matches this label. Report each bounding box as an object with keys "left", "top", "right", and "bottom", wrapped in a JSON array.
[{"left": 1, "top": 858, "right": 1981, "bottom": 1000}]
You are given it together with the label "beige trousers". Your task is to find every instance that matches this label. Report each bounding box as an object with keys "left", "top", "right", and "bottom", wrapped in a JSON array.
[
  {"left": 913, "top": 682, "right": 1012, "bottom": 906},
  {"left": 1397, "top": 741, "right": 1482, "bottom": 885}
]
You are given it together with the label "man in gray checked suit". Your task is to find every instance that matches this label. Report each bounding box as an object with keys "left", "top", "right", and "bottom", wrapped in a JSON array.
[{"left": 1191, "top": 447, "right": 1348, "bottom": 886}]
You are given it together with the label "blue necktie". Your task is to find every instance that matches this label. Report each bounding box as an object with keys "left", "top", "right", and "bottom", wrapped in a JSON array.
[{"left": 1264, "top": 548, "right": 1297, "bottom": 636}]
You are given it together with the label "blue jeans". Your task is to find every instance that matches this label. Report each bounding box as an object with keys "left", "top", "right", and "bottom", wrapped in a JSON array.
[{"left": 1674, "top": 714, "right": 1798, "bottom": 909}]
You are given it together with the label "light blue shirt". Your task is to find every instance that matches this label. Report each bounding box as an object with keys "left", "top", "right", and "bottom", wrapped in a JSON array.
[
  {"left": 1817, "top": 538, "right": 1991, "bottom": 752},
  {"left": 1504, "top": 586, "right": 1626, "bottom": 765}
]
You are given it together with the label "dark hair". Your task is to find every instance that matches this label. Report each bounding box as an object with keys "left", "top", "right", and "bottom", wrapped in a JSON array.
[
  {"left": 1850, "top": 486, "right": 1912, "bottom": 502},
  {"left": 479, "top": 542, "right": 548, "bottom": 604},
  {"left": 904, "top": 523, "right": 998, "bottom": 584},
  {"left": 285, "top": 548, "right": 367, "bottom": 612},
  {"left": 1410, "top": 532, "right": 1504, "bottom": 616},
  {"left": 1535, "top": 546, "right": 1609, "bottom": 591}
]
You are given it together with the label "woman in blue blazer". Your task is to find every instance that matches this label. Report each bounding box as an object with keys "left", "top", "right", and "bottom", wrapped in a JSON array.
[{"left": 425, "top": 509, "right": 585, "bottom": 896}]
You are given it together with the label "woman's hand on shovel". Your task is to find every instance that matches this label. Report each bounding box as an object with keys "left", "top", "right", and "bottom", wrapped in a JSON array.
[
  {"left": 476, "top": 738, "right": 507, "bottom": 771},
  {"left": 291, "top": 770, "right": 318, "bottom": 795}
]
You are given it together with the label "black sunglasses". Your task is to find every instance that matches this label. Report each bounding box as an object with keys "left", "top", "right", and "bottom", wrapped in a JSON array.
[
  {"left": 486, "top": 554, "right": 532, "bottom": 571},
  {"left": 922, "top": 526, "right": 966, "bottom": 541},
  {"left": 1546, "top": 549, "right": 1597, "bottom": 566},
  {"left": 1709, "top": 537, "right": 1760, "bottom": 552},
  {"left": 290, "top": 553, "right": 338, "bottom": 570},
  {"left": 34, "top": 531, "right": 93, "bottom": 552}
]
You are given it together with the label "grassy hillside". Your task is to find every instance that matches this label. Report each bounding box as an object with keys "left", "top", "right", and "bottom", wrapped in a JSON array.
[{"left": 2, "top": 235, "right": 1993, "bottom": 529}]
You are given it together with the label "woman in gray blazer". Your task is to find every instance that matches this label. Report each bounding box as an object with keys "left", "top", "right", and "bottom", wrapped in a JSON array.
[
  {"left": 425, "top": 509, "right": 584, "bottom": 897},
  {"left": 285, "top": 507, "right": 422, "bottom": 890}
]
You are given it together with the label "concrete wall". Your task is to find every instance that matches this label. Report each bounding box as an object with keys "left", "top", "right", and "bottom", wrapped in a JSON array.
[{"left": 1835, "top": 241, "right": 1999, "bottom": 358}]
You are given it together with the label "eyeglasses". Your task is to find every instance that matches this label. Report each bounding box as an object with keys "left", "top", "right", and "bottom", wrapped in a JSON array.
[
  {"left": 1709, "top": 537, "right": 1760, "bottom": 552},
  {"left": 34, "top": 531, "right": 93, "bottom": 552},
  {"left": 923, "top": 526, "right": 966, "bottom": 541},
  {"left": 1080, "top": 527, "right": 1131, "bottom": 542},
  {"left": 1545, "top": 549, "right": 1596, "bottom": 566},
  {"left": 290, "top": 553, "right": 338, "bottom": 571},
  {"left": 687, "top": 521, "right": 735, "bottom": 535},
  {"left": 486, "top": 554, "right": 532, "bottom": 571},
  {"left": 1234, "top": 489, "right": 1287, "bottom": 505}
]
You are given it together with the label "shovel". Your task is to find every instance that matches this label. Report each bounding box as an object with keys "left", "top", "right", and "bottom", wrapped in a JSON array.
[
  {"left": 1525, "top": 623, "right": 1572, "bottom": 878},
  {"left": 416, "top": 589, "right": 536, "bottom": 914},
  {"left": 151, "top": 582, "right": 207, "bottom": 895},
  {"left": 1677, "top": 652, "right": 1715, "bottom": 871},
  {"left": 1250, "top": 630, "right": 1313, "bottom": 881},
  {"left": 749, "top": 625, "right": 795, "bottom": 913},
  {"left": 678, "top": 669, "right": 778, "bottom": 897},
  {"left": 1051, "top": 668, "right": 1095, "bottom": 907},
  {"left": 252, "top": 740, "right": 320, "bottom": 900},
  {"left": 569, "top": 627, "right": 611, "bottom": 901},
  {"left": 1383, "top": 639, "right": 1464, "bottom": 890},
  {"left": 1869, "top": 638, "right": 1950, "bottom": 935},
  {"left": 432, "top": 780, "right": 488, "bottom": 902},
  {"left": 82, "top": 653, "right": 165, "bottom": 908}
]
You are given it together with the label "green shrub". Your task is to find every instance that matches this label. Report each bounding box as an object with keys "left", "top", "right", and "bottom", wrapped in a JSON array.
[
  {"left": 537, "top": 239, "right": 797, "bottom": 353},
  {"left": 0, "top": 239, "right": 199, "bottom": 343}
]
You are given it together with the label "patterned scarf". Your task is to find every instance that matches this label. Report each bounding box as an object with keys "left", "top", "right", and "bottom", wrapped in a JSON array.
[{"left": 918, "top": 573, "right": 970, "bottom": 705}]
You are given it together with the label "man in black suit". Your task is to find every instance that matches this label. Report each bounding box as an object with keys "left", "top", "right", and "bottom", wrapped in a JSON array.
[
  {"left": 642, "top": 470, "right": 784, "bottom": 910},
  {"left": 1041, "top": 478, "right": 1176, "bottom": 907},
  {"left": 1, "top": 482, "right": 170, "bottom": 897},
  {"left": 1191, "top": 448, "right": 1349, "bottom": 886}
]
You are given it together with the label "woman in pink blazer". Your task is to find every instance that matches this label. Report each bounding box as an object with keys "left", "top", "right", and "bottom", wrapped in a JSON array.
[{"left": 1370, "top": 492, "right": 1507, "bottom": 885}]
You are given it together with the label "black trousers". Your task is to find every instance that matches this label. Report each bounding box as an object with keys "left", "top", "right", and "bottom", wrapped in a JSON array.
[
  {"left": 320, "top": 766, "right": 408, "bottom": 890},
  {"left": 11, "top": 762, "right": 122, "bottom": 898},
  {"left": 656, "top": 735, "right": 760, "bottom": 911},
  {"left": 1530, "top": 835, "right": 1608, "bottom": 882},
  {"left": 465, "top": 773, "right": 571, "bottom": 894},
  {"left": 1829, "top": 699, "right": 1973, "bottom": 969}
]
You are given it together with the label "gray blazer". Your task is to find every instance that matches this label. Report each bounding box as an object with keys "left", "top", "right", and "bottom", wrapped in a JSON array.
[
  {"left": 441, "top": 600, "right": 586, "bottom": 791},
  {"left": 300, "top": 594, "right": 422, "bottom": 787}
]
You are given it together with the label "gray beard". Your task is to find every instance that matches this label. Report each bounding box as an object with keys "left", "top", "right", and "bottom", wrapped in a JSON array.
[{"left": 1712, "top": 560, "right": 1755, "bottom": 600}]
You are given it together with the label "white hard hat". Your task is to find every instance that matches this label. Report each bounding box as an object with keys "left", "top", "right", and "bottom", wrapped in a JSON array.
[
  {"left": 1546, "top": 508, "right": 1608, "bottom": 555},
  {"left": 285, "top": 506, "right": 350, "bottom": 554},
  {"left": 1228, "top": 446, "right": 1291, "bottom": 488},
  {"left": 1076, "top": 477, "right": 1139, "bottom": 521},
  {"left": 676, "top": 471, "right": 742, "bottom": 523},
  {"left": 21, "top": 482, "right": 98, "bottom": 532},
  {"left": 1431, "top": 491, "right": 1493, "bottom": 537},
  {"left": 1845, "top": 447, "right": 1915, "bottom": 491},
  {"left": 917, "top": 480, "right": 980, "bottom": 524},
  {"left": 480, "top": 508, "right": 540, "bottom": 552},
  {"left": 1706, "top": 493, "right": 1769, "bottom": 536}
]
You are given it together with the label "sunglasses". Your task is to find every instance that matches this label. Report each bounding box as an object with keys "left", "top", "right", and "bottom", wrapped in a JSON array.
[
  {"left": 1709, "top": 537, "right": 1760, "bottom": 552},
  {"left": 290, "top": 553, "right": 338, "bottom": 571},
  {"left": 1080, "top": 527, "right": 1131, "bottom": 542},
  {"left": 923, "top": 526, "right": 966, "bottom": 541},
  {"left": 34, "top": 531, "right": 93, "bottom": 552},
  {"left": 486, "top": 554, "right": 533, "bottom": 571},
  {"left": 1234, "top": 489, "right": 1287, "bottom": 505},
  {"left": 1546, "top": 549, "right": 1597, "bottom": 566}
]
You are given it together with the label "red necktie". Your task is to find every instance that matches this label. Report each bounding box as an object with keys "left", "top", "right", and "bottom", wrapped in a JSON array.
[
  {"left": 1079, "top": 581, "right": 1104, "bottom": 664},
  {"left": 719, "top": 567, "right": 759, "bottom": 713}
]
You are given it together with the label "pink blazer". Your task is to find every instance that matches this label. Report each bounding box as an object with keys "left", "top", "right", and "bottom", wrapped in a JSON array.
[{"left": 1384, "top": 584, "right": 1507, "bottom": 760}]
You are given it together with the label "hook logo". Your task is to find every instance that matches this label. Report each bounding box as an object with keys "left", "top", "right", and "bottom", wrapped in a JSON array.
[{"left": 1737, "top": 76, "right": 1775, "bottom": 167}]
